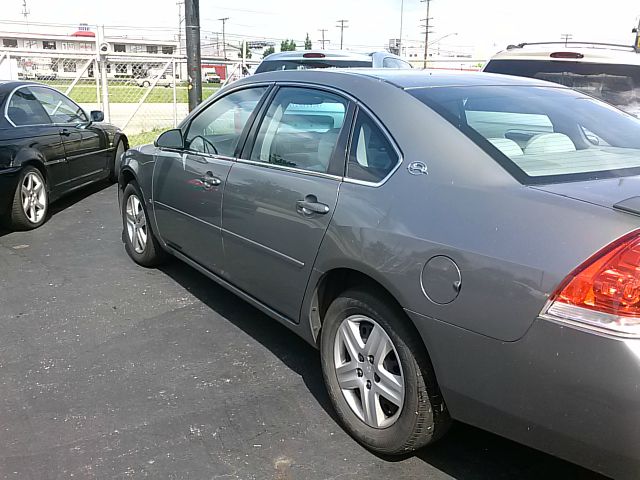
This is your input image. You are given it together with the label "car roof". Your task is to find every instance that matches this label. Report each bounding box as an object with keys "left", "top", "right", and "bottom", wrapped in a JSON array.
[
  {"left": 489, "top": 42, "right": 640, "bottom": 66},
  {"left": 0, "top": 80, "right": 49, "bottom": 92},
  {"left": 248, "top": 68, "right": 560, "bottom": 89},
  {"left": 261, "top": 50, "right": 376, "bottom": 62}
]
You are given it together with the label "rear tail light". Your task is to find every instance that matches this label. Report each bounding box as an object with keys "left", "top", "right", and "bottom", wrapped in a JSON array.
[
  {"left": 303, "top": 52, "right": 325, "bottom": 58},
  {"left": 542, "top": 230, "right": 640, "bottom": 337},
  {"left": 550, "top": 52, "right": 584, "bottom": 59}
]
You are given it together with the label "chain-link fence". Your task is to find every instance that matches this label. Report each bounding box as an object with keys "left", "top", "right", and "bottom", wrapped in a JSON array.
[{"left": 0, "top": 49, "right": 258, "bottom": 146}]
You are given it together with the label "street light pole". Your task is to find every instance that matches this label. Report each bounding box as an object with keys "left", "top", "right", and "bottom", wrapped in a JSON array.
[{"left": 185, "top": 0, "right": 202, "bottom": 111}]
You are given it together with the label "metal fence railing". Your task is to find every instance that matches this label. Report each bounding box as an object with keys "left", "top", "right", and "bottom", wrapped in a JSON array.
[{"left": 0, "top": 48, "right": 259, "bottom": 145}]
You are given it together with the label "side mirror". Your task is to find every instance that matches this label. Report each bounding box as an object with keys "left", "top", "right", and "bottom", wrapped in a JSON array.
[
  {"left": 154, "top": 128, "right": 184, "bottom": 149},
  {"left": 90, "top": 110, "right": 104, "bottom": 122}
]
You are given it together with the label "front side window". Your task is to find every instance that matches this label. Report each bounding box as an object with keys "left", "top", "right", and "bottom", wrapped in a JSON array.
[
  {"left": 249, "top": 87, "right": 347, "bottom": 173},
  {"left": 29, "top": 87, "right": 88, "bottom": 124},
  {"left": 347, "top": 110, "right": 399, "bottom": 183},
  {"left": 409, "top": 85, "right": 640, "bottom": 184},
  {"left": 7, "top": 88, "right": 51, "bottom": 126},
  {"left": 185, "top": 87, "right": 268, "bottom": 157}
]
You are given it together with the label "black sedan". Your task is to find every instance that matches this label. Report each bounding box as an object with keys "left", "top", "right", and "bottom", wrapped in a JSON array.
[{"left": 0, "top": 81, "right": 128, "bottom": 230}]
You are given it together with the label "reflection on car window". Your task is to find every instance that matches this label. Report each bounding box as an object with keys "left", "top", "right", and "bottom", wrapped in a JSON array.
[
  {"left": 382, "top": 57, "right": 412, "bottom": 69},
  {"left": 249, "top": 87, "right": 347, "bottom": 174},
  {"left": 7, "top": 88, "right": 52, "bottom": 126},
  {"left": 347, "top": 111, "right": 399, "bottom": 183},
  {"left": 29, "top": 86, "right": 88, "bottom": 124},
  {"left": 255, "top": 60, "right": 372, "bottom": 73},
  {"left": 185, "top": 87, "right": 267, "bottom": 156}
]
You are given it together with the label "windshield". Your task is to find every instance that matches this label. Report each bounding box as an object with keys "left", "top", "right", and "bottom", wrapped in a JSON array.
[
  {"left": 255, "top": 59, "right": 371, "bottom": 73},
  {"left": 409, "top": 85, "right": 640, "bottom": 184},
  {"left": 484, "top": 59, "right": 640, "bottom": 116}
]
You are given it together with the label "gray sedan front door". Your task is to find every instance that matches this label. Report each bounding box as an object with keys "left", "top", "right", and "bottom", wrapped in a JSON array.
[
  {"left": 222, "top": 86, "right": 352, "bottom": 321},
  {"left": 152, "top": 86, "right": 269, "bottom": 275}
]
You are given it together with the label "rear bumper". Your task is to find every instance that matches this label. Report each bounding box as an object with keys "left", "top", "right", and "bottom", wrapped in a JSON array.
[
  {"left": 408, "top": 310, "right": 640, "bottom": 479},
  {"left": 0, "top": 168, "right": 20, "bottom": 217}
]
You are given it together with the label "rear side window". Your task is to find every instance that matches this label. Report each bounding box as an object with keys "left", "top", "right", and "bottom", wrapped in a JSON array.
[
  {"left": 382, "top": 57, "right": 412, "bottom": 69},
  {"left": 7, "top": 87, "right": 51, "bottom": 126},
  {"left": 347, "top": 110, "right": 399, "bottom": 183},
  {"left": 249, "top": 87, "right": 347, "bottom": 174},
  {"left": 255, "top": 60, "right": 371, "bottom": 73},
  {"left": 409, "top": 85, "right": 640, "bottom": 184},
  {"left": 484, "top": 59, "right": 640, "bottom": 116}
]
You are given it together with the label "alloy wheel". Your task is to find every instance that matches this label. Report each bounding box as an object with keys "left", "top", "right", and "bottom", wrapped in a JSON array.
[
  {"left": 333, "top": 315, "right": 405, "bottom": 428},
  {"left": 125, "top": 194, "right": 147, "bottom": 254},
  {"left": 21, "top": 171, "right": 47, "bottom": 224}
]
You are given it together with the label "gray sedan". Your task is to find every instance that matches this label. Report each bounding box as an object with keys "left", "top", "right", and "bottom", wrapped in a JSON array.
[{"left": 118, "top": 69, "right": 640, "bottom": 479}]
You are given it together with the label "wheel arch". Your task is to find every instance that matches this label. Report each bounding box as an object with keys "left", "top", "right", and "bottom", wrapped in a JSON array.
[{"left": 309, "top": 267, "right": 415, "bottom": 346}]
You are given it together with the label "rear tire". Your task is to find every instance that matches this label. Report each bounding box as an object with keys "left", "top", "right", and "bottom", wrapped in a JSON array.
[
  {"left": 320, "top": 288, "right": 451, "bottom": 455},
  {"left": 122, "top": 181, "right": 166, "bottom": 267},
  {"left": 9, "top": 166, "right": 48, "bottom": 230}
]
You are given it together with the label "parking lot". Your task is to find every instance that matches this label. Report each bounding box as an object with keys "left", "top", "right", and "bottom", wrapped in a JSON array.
[{"left": 0, "top": 183, "right": 609, "bottom": 479}]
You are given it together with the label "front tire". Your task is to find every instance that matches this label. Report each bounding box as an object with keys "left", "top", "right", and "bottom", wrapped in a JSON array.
[
  {"left": 122, "top": 181, "right": 165, "bottom": 267},
  {"left": 9, "top": 166, "right": 48, "bottom": 230},
  {"left": 320, "top": 288, "right": 451, "bottom": 455}
]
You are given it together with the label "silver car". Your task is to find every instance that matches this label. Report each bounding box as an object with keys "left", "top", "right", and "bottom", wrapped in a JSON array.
[
  {"left": 255, "top": 50, "right": 412, "bottom": 73},
  {"left": 119, "top": 69, "right": 640, "bottom": 479}
]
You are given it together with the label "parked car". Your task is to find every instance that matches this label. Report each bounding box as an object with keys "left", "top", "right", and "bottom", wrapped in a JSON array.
[
  {"left": 254, "top": 50, "right": 412, "bottom": 73},
  {"left": 484, "top": 41, "right": 640, "bottom": 115},
  {"left": 204, "top": 71, "right": 221, "bottom": 84},
  {"left": 119, "top": 69, "right": 640, "bottom": 479},
  {"left": 0, "top": 81, "right": 127, "bottom": 230},
  {"left": 135, "top": 74, "right": 178, "bottom": 88}
]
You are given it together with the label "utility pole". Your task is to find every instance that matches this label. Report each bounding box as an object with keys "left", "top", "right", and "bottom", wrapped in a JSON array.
[
  {"left": 219, "top": 17, "right": 229, "bottom": 59},
  {"left": 318, "top": 29, "right": 329, "bottom": 49},
  {"left": 633, "top": 17, "right": 640, "bottom": 51},
  {"left": 399, "top": 0, "right": 404, "bottom": 57},
  {"left": 336, "top": 19, "right": 349, "bottom": 50},
  {"left": 185, "top": 0, "right": 202, "bottom": 111},
  {"left": 561, "top": 33, "right": 573, "bottom": 46},
  {"left": 421, "top": 0, "right": 433, "bottom": 68}
]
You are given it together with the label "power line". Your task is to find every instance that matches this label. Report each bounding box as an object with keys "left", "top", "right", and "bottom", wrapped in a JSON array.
[
  {"left": 336, "top": 19, "right": 349, "bottom": 50},
  {"left": 561, "top": 33, "right": 573, "bottom": 46},
  {"left": 318, "top": 28, "right": 329, "bottom": 49}
]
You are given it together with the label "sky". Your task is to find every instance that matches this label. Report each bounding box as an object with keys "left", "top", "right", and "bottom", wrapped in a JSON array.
[{"left": 2, "top": 0, "right": 640, "bottom": 57}]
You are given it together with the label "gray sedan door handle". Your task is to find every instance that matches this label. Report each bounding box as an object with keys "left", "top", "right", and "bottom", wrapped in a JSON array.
[
  {"left": 296, "top": 195, "right": 330, "bottom": 215},
  {"left": 202, "top": 171, "right": 221, "bottom": 189}
]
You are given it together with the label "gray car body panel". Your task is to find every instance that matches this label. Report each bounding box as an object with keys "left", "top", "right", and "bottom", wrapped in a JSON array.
[{"left": 120, "top": 69, "right": 640, "bottom": 479}]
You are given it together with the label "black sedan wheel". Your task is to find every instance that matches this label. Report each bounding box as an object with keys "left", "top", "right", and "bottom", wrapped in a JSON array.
[
  {"left": 320, "top": 288, "right": 451, "bottom": 455},
  {"left": 122, "top": 181, "right": 166, "bottom": 267},
  {"left": 9, "top": 166, "right": 48, "bottom": 230}
]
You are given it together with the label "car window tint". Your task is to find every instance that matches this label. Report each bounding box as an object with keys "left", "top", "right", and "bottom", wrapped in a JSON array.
[
  {"left": 347, "top": 111, "right": 399, "bottom": 183},
  {"left": 249, "top": 87, "right": 347, "bottom": 173},
  {"left": 7, "top": 87, "right": 51, "bottom": 126},
  {"left": 29, "top": 86, "right": 88, "bottom": 124},
  {"left": 185, "top": 87, "right": 267, "bottom": 156}
]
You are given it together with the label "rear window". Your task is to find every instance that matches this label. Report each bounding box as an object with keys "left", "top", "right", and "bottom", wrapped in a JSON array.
[
  {"left": 409, "top": 85, "right": 640, "bottom": 184},
  {"left": 255, "top": 59, "right": 371, "bottom": 73},
  {"left": 484, "top": 59, "right": 640, "bottom": 116}
]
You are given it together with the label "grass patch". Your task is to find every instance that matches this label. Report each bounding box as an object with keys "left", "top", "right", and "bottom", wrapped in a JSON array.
[
  {"left": 47, "top": 84, "right": 220, "bottom": 104},
  {"left": 128, "top": 128, "right": 166, "bottom": 147}
]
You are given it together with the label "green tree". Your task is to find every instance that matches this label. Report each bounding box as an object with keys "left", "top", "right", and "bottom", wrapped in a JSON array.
[
  {"left": 304, "top": 33, "right": 312, "bottom": 50},
  {"left": 263, "top": 46, "right": 275, "bottom": 58},
  {"left": 280, "top": 39, "right": 297, "bottom": 52}
]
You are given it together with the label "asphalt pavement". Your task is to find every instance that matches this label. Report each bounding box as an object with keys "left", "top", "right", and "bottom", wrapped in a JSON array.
[{"left": 0, "top": 182, "right": 608, "bottom": 479}]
